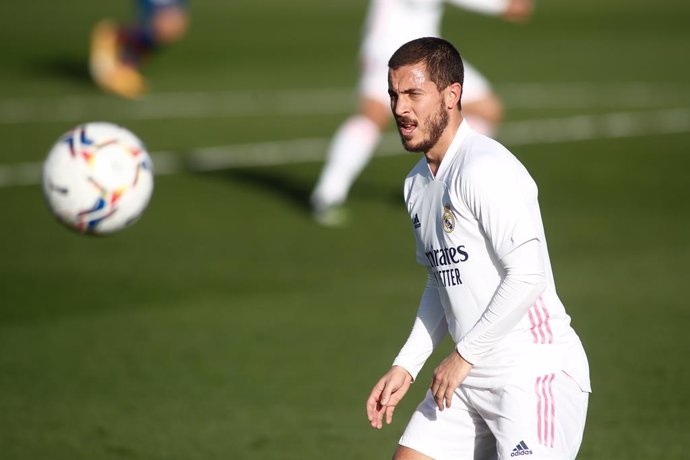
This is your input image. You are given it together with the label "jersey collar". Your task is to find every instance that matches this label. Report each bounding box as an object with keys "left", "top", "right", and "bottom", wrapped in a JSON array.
[{"left": 430, "top": 118, "right": 472, "bottom": 179}]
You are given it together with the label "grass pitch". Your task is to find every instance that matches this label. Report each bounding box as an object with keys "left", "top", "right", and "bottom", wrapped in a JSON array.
[{"left": 1, "top": 0, "right": 689, "bottom": 458}]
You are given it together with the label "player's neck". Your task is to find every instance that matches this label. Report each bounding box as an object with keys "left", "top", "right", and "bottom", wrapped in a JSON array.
[{"left": 425, "top": 115, "right": 463, "bottom": 176}]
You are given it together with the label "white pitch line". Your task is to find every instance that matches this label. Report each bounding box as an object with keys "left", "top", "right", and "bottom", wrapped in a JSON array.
[
  {"left": 0, "top": 89, "right": 359, "bottom": 125},
  {"left": 0, "top": 108, "right": 688, "bottom": 188},
  {"left": 0, "top": 83, "right": 688, "bottom": 125},
  {"left": 499, "top": 82, "right": 690, "bottom": 110}
]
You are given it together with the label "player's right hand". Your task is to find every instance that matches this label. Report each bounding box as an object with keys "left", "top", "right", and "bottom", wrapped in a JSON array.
[
  {"left": 503, "top": 0, "right": 534, "bottom": 23},
  {"left": 366, "top": 366, "right": 413, "bottom": 429}
]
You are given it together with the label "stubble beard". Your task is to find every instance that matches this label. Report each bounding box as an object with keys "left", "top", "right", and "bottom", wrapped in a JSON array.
[{"left": 398, "top": 102, "right": 449, "bottom": 153}]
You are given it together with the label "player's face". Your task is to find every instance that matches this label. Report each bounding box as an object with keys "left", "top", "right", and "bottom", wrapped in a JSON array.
[{"left": 388, "top": 63, "right": 449, "bottom": 153}]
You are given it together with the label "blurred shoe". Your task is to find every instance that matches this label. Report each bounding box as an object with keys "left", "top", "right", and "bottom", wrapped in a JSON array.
[
  {"left": 89, "top": 20, "right": 146, "bottom": 99},
  {"left": 100, "top": 64, "right": 146, "bottom": 99},
  {"left": 312, "top": 205, "right": 349, "bottom": 227}
]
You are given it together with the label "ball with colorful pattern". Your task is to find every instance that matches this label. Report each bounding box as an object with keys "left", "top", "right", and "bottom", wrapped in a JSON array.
[{"left": 42, "top": 122, "right": 154, "bottom": 235}]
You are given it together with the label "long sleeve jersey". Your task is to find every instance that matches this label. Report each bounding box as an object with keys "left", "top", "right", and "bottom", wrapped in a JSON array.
[{"left": 393, "top": 120, "right": 591, "bottom": 391}]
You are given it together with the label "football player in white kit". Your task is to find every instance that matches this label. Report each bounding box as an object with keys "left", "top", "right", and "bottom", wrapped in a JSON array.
[
  {"left": 310, "top": 0, "right": 534, "bottom": 226},
  {"left": 365, "top": 37, "right": 591, "bottom": 460}
]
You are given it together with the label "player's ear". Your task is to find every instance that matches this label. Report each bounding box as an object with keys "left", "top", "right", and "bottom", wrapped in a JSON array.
[{"left": 446, "top": 83, "right": 462, "bottom": 109}]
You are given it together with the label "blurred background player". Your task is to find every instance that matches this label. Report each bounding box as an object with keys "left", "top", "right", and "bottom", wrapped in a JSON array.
[
  {"left": 310, "top": 0, "right": 533, "bottom": 226},
  {"left": 89, "top": 0, "right": 189, "bottom": 99}
]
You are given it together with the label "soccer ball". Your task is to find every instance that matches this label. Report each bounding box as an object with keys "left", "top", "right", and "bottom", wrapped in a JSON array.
[{"left": 42, "top": 122, "right": 154, "bottom": 235}]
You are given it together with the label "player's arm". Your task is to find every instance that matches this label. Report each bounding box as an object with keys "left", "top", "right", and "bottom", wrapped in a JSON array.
[
  {"left": 392, "top": 273, "right": 448, "bottom": 379},
  {"left": 456, "top": 239, "right": 545, "bottom": 363},
  {"left": 454, "top": 154, "right": 545, "bottom": 365},
  {"left": 366, "top": 273, "right": 447, "bottom": 428},
  {"left": 429, "top": 240, "right": 544, "bottom": 411}
]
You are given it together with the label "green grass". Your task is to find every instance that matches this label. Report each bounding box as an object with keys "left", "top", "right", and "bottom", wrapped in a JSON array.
[{"left": 1, "top": 0, "right": 689, "bottom": 459}]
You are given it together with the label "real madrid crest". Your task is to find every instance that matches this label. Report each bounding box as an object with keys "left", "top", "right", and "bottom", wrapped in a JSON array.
[{"left": 442, "top": 204, "right": 456, "bottom": 233}]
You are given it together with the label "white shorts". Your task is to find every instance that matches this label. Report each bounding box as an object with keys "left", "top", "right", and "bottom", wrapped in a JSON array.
[
  {"left": 399, "top": 371, "right": 589, "bottom": 460},
  {"left": 359, "top": 52, "right": 492, "bottom": 106}
]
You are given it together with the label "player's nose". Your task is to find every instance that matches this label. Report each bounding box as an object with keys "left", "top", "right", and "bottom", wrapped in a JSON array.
[{"left": 392, "top": 96, "right": 410, "bottom": 117}]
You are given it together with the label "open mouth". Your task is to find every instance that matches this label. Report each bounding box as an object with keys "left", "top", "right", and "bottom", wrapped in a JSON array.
[{"left": 397, "top": 118, "right": 417, "bottom": 137}]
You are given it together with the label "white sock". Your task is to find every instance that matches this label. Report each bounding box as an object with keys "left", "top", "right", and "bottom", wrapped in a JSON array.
[{"left": 311, "top": 115, "right": 380, "bottom": 210}]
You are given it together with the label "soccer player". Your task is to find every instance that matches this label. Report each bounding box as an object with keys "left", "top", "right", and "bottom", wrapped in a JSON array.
[
  {"left": 365, "top": 37, "right": 591, "bottom": 459},
  {"left": 89, "top": 0, "right": 189, "bottom": 99},
  {"left": 310, "top": 0, "right": 534, "bottom": 226}
]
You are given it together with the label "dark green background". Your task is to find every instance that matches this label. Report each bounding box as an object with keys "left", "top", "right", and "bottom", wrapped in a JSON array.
[{"left": 1, "top": 0, "right": 688, "bottom": 458}]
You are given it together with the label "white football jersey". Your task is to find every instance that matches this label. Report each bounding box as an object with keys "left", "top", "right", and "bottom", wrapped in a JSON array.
[{"left": 394, "top": 121, "right": 590, "bottom": 390}]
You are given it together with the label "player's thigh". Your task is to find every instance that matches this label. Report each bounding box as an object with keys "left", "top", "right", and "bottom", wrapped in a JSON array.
[
  {"left": 393, "top": 445, "right": 433, "bottom": 460},
  {"left": 358, "top": 53, "right": 390, "bottom": 107},
  {"left": 474, "top": 371, "right": 589, "bottom": 460},
  {"left": 399, "top": 388, "right": 497, "bottom": 460},
  {"left": 461, "top": 60, "right": 493, "bottom": 104}
]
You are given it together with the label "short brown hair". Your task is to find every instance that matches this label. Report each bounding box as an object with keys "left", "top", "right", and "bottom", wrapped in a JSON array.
[{"left": 388, "top": 37, "right": 464, "bottom": 93}]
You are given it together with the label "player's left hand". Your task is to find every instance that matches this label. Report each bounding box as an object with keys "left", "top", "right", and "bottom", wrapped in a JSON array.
[
  {"left": 430, "top": 350, "right": 473, "bottom": 411},
  {"left": 366, "top": 366, "right": 413, "bottom": 429}
]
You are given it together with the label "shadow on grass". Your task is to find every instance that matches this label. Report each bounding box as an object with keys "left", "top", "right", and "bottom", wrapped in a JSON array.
[
  {"left": 27, "top": 55, "right": 92, "bottom": 86},
  {"left": 197, "top": 166, "right": 403, "bottom": 218},
  {"left": 201, "top": 168, "right": 313, "bottom": 215}
]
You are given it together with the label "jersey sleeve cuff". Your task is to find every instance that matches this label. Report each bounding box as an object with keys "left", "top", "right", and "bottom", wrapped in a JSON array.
[
  {"left": 391, "top": 358, "right": 422, "bottom": 382},
  {"left": 455, "top": 342, "right": 481, "bottom": 366}
]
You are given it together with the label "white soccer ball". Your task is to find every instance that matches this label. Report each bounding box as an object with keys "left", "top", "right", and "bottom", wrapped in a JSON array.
[{"left": 42, "top": 122, "right": 154, "bottom": 235}]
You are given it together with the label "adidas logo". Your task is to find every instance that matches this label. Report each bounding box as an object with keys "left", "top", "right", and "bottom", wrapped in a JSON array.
[
  {"left": 412, "top": 214, "right": 421, "bottom": 229},
  {"left": 510, "top": 441, "right": 533, "bottom": 456}
]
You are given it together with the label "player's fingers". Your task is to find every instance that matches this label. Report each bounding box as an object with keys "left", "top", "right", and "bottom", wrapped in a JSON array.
[
  {"left": 365, "top": 395, "right": 376, "bottom": 416},
  {"left": 366, "top": 401, "right": 384, "bottom": 428},
  {"left": 365, "top": 389, "right": 379, "bottom": 407},
  {"left": 435, "top": 394, "right": 445, "bottom": 411},
  {"left": 385, "top": 405, "right": 396, "bottom": 425},
  {"left": 444, "top": 387, "right": 454, "bottom": 409},
  {"left": 366, "top": 399, "right": 383, "bottom": 424},
  {"left": 430, "top": 377, "right": 441, "bottom": 400},
  {"left": 366, "top": 379, "right": 386, "bottom": 407},
  {"left": 366, "top": 387, "right": 384, "bottom": 422},
  {"left": 379, "top": 382, "right": 393, "bottom": 406},
  {"left": 371, "top": 412, "right": 383, "bottom": 429},
  {"left": 432, "top": 382, "right": 446, "bottom": 411}
]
